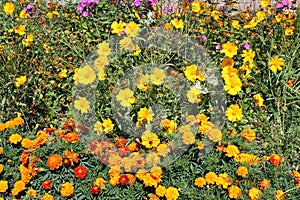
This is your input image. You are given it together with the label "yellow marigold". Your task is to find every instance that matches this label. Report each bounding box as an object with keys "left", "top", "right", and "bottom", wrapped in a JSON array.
[
  {"left": 194, "top": 177, "right": 206, "bottom": 188},
  {"left": 155, "top": 185, "right": 166, "bottom": 197},
  {"left": 0, "top": 164, "right": 3, "bottom": 174},
  {"left": 41, "top": 193, "right": 54, "bottom": 200},
  {"left": 268, "top": 56, "right": 284, "bottom": 73},
  {"left": 165, "top": 187, "right": 179, "bottom": 200},
  {"left": 184, "top": 65, "right": 205, "bottom": 83},
  {"left": 161, "top": 119, "right": 176, "bottom": 134},
  {"left": 63, "top": 132, "right": 80, "bottom": 143},
  {"left": 9, "top": 133, "right": 23, "bottom": 144},
  {"left": 228, "top": 185, "right": 242, "bottom": 199},
  {"left": 248, "top": 187, "right": 262, "bottom": 200},
  {"left": 156, "top": 143, "right": 170, "bottom": 157},
  {"left": 182, "top": 131, "right": 195, "bottom": 145},
  {"left": 77, "top": 65, "right": 96, "bottom": 85},
  {"left": 224, "top": 144, "right": 240, "bottom": 158},
  {"left": 205, "top": 172, "right": 218, "bottom": 184},
  {"left": 226, "top": 104, "right": 243, "bottom": 122},
  {"left": 60, "top": 182, "right": 74, "bottom": 198},
  {"left": 47, "top": 154, "right": 63, "bottom": 170},
  {"left": 237, "top": 166, "right": 248, "bottom": 178},
  {"left": 94, "top": 177, "right": 106, "bottom": 189},
  {"left": 207, "top": 128, "right": 222, "bottom": 142},
  {"left": 253, "top": 94, "right": 264, "bottom": 107},
  {"left": 291, "top": 171, "right": 300, "bottom": 182},
  {"left": 191, "top": 1, "right": 200, "bottom": 13},
  {"left": 197, "top": 141, "right": 204, "bottom": 150},
  {"left": 0, "top": 180, "right": 8, "bottom": 193},
  {"left": 235, "top": 153, "right": 260, "bottom": 165},
  {"left": 26, "top": 188, "right": 37, "bottom": 198},
  {"left": 137, "top": 107, "right": 154, "bottom": 125},
  {"left": 3, "top": 2, "right": 15, "bottom": 15},
  {"left": 221, "top": 42, "right": 238, "bottom": 58},
  {"left": 241, "top": 128, "right": 256, "bottom": 143},
  {"left": 0, "top": 123, "right": 6, "bottom": 132},
  {"left": 116, "top": 88, "right": 136, "bottom": 107},
  {"left": 269, "top": 154, "right": 283, "bottom": 167},
  {"left": 216, "top": 173, "right": 232, "bottom": 189},
  {"left": 142, "top": 130, "right": 160, "bottom": 148},
  {"left": 21, "top": 138, "right": 33, "bottom": 149},
  {"left": 15, "top": 75, "right": 27, "bottom": 87},
  {"left": 148, "top": 194, "right": 160, "bottom": 200},
  {"left": 142, "top": 173, "right": 158, "bottom": 187},
  {"left": 12, "top": 180, "right": 25, "bottom": 196},
  {"left": 274, "top": 190, "right": 285, "bottom": 200}
]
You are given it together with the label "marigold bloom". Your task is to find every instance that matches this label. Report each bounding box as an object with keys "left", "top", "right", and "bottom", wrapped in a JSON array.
[
  {"left": 258, "top": 179, "right": 270, "bottom": 190},
  {"left": 41, "top": 193, "right": 54, "bottom": 200},
  {"left": 15, "top": 75, "right": 27, "bottom": 87},
  {"left": 26, "top": 189, "right": 37, "bottom": 198},
  {"left": 142, "top": 130, "right": 160, "bottom": 148},
  {"left": 228, "top": 185, "right": 242, "bottom": 199},
  {"left": 216, "top": 173, "right": 232, "bottom": 189},
  {"left": 226, "top": 104, "right": 243, "bottom": 122},
  {"left": 237, "top": 166, "right": 248, "bottom": 178},
  {"left": 90, "top": 185, "right": 101, "bottom": 195},
  {"left": 60, "top": 182, "right": 74, "bottom": 198},
  {"left": 116, "top": 88, "right": 136, "bottom": 107},
  {"left": 12, "top": 180, "right": 25, "bottom": 196},
  {"left": 291, "top": 171, "right": 300, "bottom": 181},
  {"left": 74, "top": 166, "right": 88, "bottom": 180},
  {"left": 9, "top": 133, "right": 23, "bottom": 144},
  {"left": 253, "top": 94, "right": 264, "bottom": 107},
  {"left": 268, "top": 56, "right": 284, "bottom": 73},
  {"left": 182, "top": 131, "right": 195, "bottom": 145},
  {"left": 274, "top": 190, "right": 285, "bottom": 200},
  {"left": 15, "top": 25, "right": 26, "bottom": 35},
  {"left": 207, "top": 128, "right": 222, "bottom": 142},
  {"left": 184, "top": 65, "right": 205, "bottom": 83},
  {"left": 205, "top": 172, "right": 218, "bottom": 184},
  {"left": 194, "top": 177, "right": 206, "bottom": 188},
  {"left": 77, "top": 65, "right": 96, "bottom": 85},
  {"left": 248, "top": 187, "right": 262, "bottom": 200},
  {"left": 74, "top": 96, "right": 90, "bottom": 114},
  {"left": 64, "top": 150, "right": 79, "bottom": 166},
  {"left": 63, "top": 132, "right": 80, "bottom": 143},
  {"left": 94, "top": 177, "right": 106, "bottom": 189},
  {"left": 42, "top": 180, "right": 52, "bottom": 190},
  {"left": 191, "top": 1, "right": 200, "bottom": 12},
  {"left": 0, "top": 180, "right": 8, "bottom": 193},
  {"left": 224, "top": 144, "right": 240, "bottom": 158},
  {"left": 197, "top": 141, "right": 204, "bottom": 150},
  {"left": 47, "top": 154, "right": 63, "bottom": 170},
  {"left": 221, "top": 42, "right": 238, "bottom": 58},
  {"left": 165, "top": 187, "right": 179, "bottom": 200},
  {"left": 156, "top": 185, "right": 166, "bottom": 197},
  {"left": 269, "top": 154, "right": 283, "bottom": 166},
  {"left": 161, "top": 119, "right": 177, "bottom": 133},
  {"left": 21, "top": 138, "right": 33, "bottom": 149},
  {"left": 137, "top": 107, "right": 154, "bottom": 125},
  {"left": 3, "top": 2, "right": 15, "bottom": 15},
  {"left": 241, "top": 128, "right": 256, "bottom": 143}
]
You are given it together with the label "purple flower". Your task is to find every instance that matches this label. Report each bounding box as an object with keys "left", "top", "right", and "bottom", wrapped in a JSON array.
[
  {"left": 77, "top": 4, "right": 84, "bottom": 11},
  {"left": 201, "top": 35, "right": 207, "bottom": 40},
  {"left": 243, "top": 43, "right": 250, "bottom": 50},
  {"left": 131, "top": 0, "right": 141, "bottom": 6},
  {"left": 216, "top": 44, "right": 221, "bottom": 50},
  {"left": 81, "top": 11, "right": 89, "bottom": 17},
  {"left": 148, "top": 0, "right": 156, "bottom": 6}
]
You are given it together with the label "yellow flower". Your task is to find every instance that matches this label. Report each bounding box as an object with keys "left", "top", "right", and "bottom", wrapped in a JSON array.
[
  {"left": 191, "top": 1, "right": 201, "bottom": 13},
  {"left": 15, "top": 75, "right": 27, "bottom": 87},
  {"left": 0, "top": 180, "right": 8, "bottom": 193},
  {"left": 165, "top": 187, "right": 179, "bottom": 200},
  {"left": 15, "top": 25, "right": 26, "bottom": 35},
  {"left": 126, "top": 21, "right": 139, "bottom": 37},
  {"left": 274, "top": 190, "right": 285, "bottom": 200},
  {"left": 155, "top": 185, "right": 166, "bottom": 197},
  {"left": 187, "top": 88, "right": 201, "bottom": 104},
  {"left": 137, "top": 108, "right": 154, "bottom": 125},
  {"left": 3, "top": 2, "right": 14, "bottom": 15},
  {"left": 58, "top": 69, "right": 67, "bottom": 79},
  {"left": 137, "top": 75, "right": 150, "bottom": 91},
  {"left": 241, "top": 128, "right": 256, "bottom": 143},
  {"left": 228, "top": 185, "right": 242, "bottom": 199},
  {"left": 41, "top": 193, "right": 54, "bottom": 200},
  {"left": 43, "top": 43, "right": 50, "bottom": 52},
  {"left": 205, "top": 172, "right": 218, "bottom": 184},
  {"left": 0, "top": 164, "right": 3, "bottom": 174},
  {"left": 12, "top": 180, "right": 25, "bottom": 196},
  {"left": 256, "top": 11, "right": 266, "bottom": 22},
  {"left": 224, "top": 76, "right": 242, "bottom": 96},
  {"left": 222, "top": 57, "right": 235, "bottom": 68},
  {"left": 161, "top": 119, "right": 176, "bottom": 133},
  {"left": 248, "top": 187, "right": 262, "bottom": 200},
  {"left": 216, "top": 173, "right": 232, "bottom": 189},
  {"left": 182, "top": 131, "right": 195, "bottom": 145},
  {"left": 194, "top": 177, "right": 206, "bottom": 188},
  {"left": 184, "top": 65, "right": 205, "bottom": 83},
  {"left": 260, "top": 0, "right": 270, "bottom": 7},
  {"left": 197, "top": 141, "right": 204, "bottom": 150},
  {"left": 26, "top": 189, "right": 37, "bottom": 198},
  {"left": 77, "top": 65, "right": 96, "bottom": 85},
  {"left": 224, "top": 144, "right": 240, "bottom": 158},
  {"left": 221, "top": 42, "right": 238, "bottom": 58},
  {"left": 226, "top": 104, "right": 243, "bottom": 122},
  {"left": 232, "top": 20, "right": 241, "bottom": 29},
  {"left": 74, "top": 97, "right": 90, "bottom": 114},
  {"left": 171, "top": 18, "right": 184, "bottom": 29},
  {"left": 285, "top": 26, "right": 295, "bottom": 36},
  {"left": 268, "top": 56, "right": 284, "bottom": 73},
  {"left": 141, "top": 130, "right": 160, "bottom": 148},
  {"left": 102, "top": 119, "right": 114, "bottom": 133},
  {"left": 207, "top": 128, "right": 222, "bottom": 142},
  {"left": 253, "top": 93, "right": 264, "bottom": 107},
  {"left": 93, "top": 121, "right": 103, "bottom": 135},
  {"left": 111, "top": 21, "right": 126, "bottom": 35},
  {"left": 116, "top": 88, "right": 136, "bottom": 107},
  {"left": 150, "top": 68, "right": 166, "bottom": 86},
  {"left": 60, "top": 182, "right": 74, "bottom": 198},
  {"left": 119, "top": 36, "right": 133, "bottom": 50},
  {"left": 94, "top": 56, "right": 109, "bottom": 70},
  {"left": 237, "top": 166, "right": 248, "bottom": 178},
  {"left": 97, "top": 41, "right": 111, "bottom": 56},
  {"left": 9, "top": 133, "right": 23, "bottom": 144},
  {"left": 241, "top": 49, "right": 255, "bottom": 63}
]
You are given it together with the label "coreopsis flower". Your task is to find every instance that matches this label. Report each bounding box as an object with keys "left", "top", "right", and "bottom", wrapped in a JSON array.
[
  {"left": 137, "top": 107, "right": 154, "bottom": 125},
  {"left": 0, "top": 180, "right": 8, "bottom": 193},
  {"left": 12, "top": 180, "right": 26, "bottom": 196},
  {"left": 194, "top": 177, "right": 206, "bottom": 188},
  {"left": 22, "top": 33, "right": 34, "bottom": 46},
  {"left": 241, "top": 128, "right": 256, "bottom": 143},
  {"left": 205, "top": 172, "right": 218, "bottom": 184},
  {"left": 74, "top": 166, "right": 88, "bottom": 180},
  {"left": 226, "top": 104, "right": 243, "bottom": 122},
  {"left": 94, "top": 56, "right": 109, "bottom": 70},
  {"left": 268, "top": 56, "right": 284, "bottom": 73},
  {"left": 161, "top": 119, "right": 176, "bottom": 133},
  {"left": 74, "top": 97, "right": 90, "bottom": 114},
  {"left": 197, "top": 141, "right": 204, "bottom": 150},
  {"left": 248, "top": 187, "right": 262, "bottom": 200},
  {"left": 241, "top": 49, "right": 255, "bottom": 63},
  {"left": 111, "top": 21, "right": 126, "bottom": 35},
  {"left": 77, "top": 65, "right": 96, "bottom": 85},
  {"left": 156, "top": 185, "right": 166, "bottom": 197},
  {"left": 269, "top": 154, "right": 283, "bottom": 166},
  {"left": 141, "top": 130, "right": 160, "bottom": 148},
  {"left": 222, "top": 57, "right": 234, "bottom": 68},
  {"left": 223, "top": 76, "right": 242, "bottom": 95},
  {"left": 15, "top": 25, "right": 26, "bottom": 35},
  {"left": 165, "top": 187, "right": 179, "bottom": 200},
  {"left": 116, "top": 88, "right": 136, "bottom": 107},
  {"left": 126, "top": 21, "right": 139, "bottom": 37},
  {"left": 60, "top": 182, "right": 74, "bottom": 198},
  {"left": 228, "top": 185, "right": 242, "bottom": 199},
  {"left": 285, "top": 26, "right": 295, "bottom": 36},
  {"left": 41, "top": 193, "right": 54, "bottom": 200},
  {"left": 97, "top": 41, "right": 111, "bottom": 56},
  {"left": 274, "top": 190, "right": 285, "bottom": 200},
  {"left": 9, "top": 133, "right": 23, "bottom": 144},
  {"left": 221, "top": 42, "right": 238, "bottom": 58},
  {"left": 224, "top": 144, "right": 240, "bottom": 158},
  {"left": 150, "top": 68, "right": 166, "bottom": 86},
  {"left": 119, "top": 36, "right": 133, "bottom": 50},
  {"left": 237, "top": 166, "right": 248, "bottom": 178},
  {"left": 102, "top": 118, "right": 114, "bottom": 133},
  {"left": 191, "top": 1, "right": 200, "bottom": 13},
  {"left": 3, "top": 2, "right": 15, "bottom": 15},
  {"left": 184, "top": 65, "right": 205, "bottom": 83},
  {"left": 171, "top": 18, "right": 183, "bottom": 29},
  {"left": 15, "top": 75, "right": 27, "bottom": 87},
  {"left": 253, "top": 94, "right": 264, "bottom": 107},
  {"left": 47, "top": 154, "right": 63, "bottom": 170},
  {"left": 58, "top": 69, "right": 67, "bottom": 79},
  {"left": 232, "top": 20, "right": 241, "bottom": 29},
  {"left": 261, "top": 0, "right": 270, "bottom": 7},
  {"left": 187, "top": 88, "right": 201, "bottom": 103}
]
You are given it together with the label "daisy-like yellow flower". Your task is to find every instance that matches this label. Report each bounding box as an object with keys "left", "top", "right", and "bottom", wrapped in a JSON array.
[
  {"left": 184, "top": 65, "right": 206, "bottom": 83},
  {"left": 15, "top": 75, "right": 27, "bottom": 87},
  {"left": 187, "top": 88, "right": 201, "bottom": 104},
  {"left": 125, "top": 21, "right": 139, "bottom": 37},
  {"left": 3, "top": 2, "right": 15, "bottom": 15},
  {"left": 253, "top": 93, "right": 264, "bottom": 107},
  {"left": 141, "top": 130, "right": 160, "bottom": 148},
  {"left": 232, "top": 20, "right": 241, "bottom": 29},
  {"left": 268, "top": 56, "right": 284, "bottom": 73},
  {"left": 77, "top": 65, "right": 96, "bottom": 85},
  {"left": 221, "top": 42, "right": 238, "bottom": 58},
  {"left": 226, "top": 104, "right": 243, "bottom": 122},
  {"left": 171, "top": 18, "right": 184, "bottom": 29},
  {"left": 223, "top": 76, "right": 242, "bottom": 96},
  {"left": 15, "top": 25, "right": 26, "bottom": 35},
  {"left": 116, "top": 88, "right": 136, "bottom": 107},
  {"left": 241, "top": 128, "right": 256, "bottom": 143},
  {"left": 119, "top": 36, "right": 133, "bottom": 50},
  {"left": 20, "top": 10, "right": 29, "bottom": 19},
  {"left": 260, "top": 0, "right": 270, "bottom": 7},
  {"left": 150, "top": 68, "right": 166, "bottom": 86},
  {"left": 191, "top": 1, "right": 201, "bottom": 13},
  {"left": 58, "top": 69, "right": 67, "bottom": 79},
  {"left": 74, "top": 97, "right": 90, "bottom": 114},
  {"left": 285, "top": 26, "right": 295, "bottom": 36},
  {"left": 241, "top": 49, "right": 255, "bottom": 63},
  {"left": 102, "top": 119, "right": 114, "bottom": 133},
  {"left": 137, "top": 75, "right": 150, "bottom": 91},
  {"left": 96, "top": 41, "right": 111, "bottom": 56},
  {"left": 93, "top": 121, "right": 103, "bottom": 135},
  {"left": 111, "top": 21, "right": 126, "bottom": 35},
  {"left": 137, "top": 107, "right": 154, "bottom": 125}
]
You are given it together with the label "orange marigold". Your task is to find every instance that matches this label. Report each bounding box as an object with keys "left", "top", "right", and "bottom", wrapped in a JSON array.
[
  {"left": 63, "top": 132, "right": 80, "bottom": 143},
  {"left": 269, "top": 154, "right": 283, "bottom": 166},
  {"left": 12, "top": 180, "right": 26, "bottom": 196},
  {"left": 228, "top": 185, "right": 242, "bottom": 199},
  {"left": 0, "top": 180, "right": 8, "bottom": 193},
  {"left": 274, "top": 190, "right": 285, "bottom": 200},
  {"left": 237, "top": 166, "right": 248, "bottom": 178},
  {"left": 165, "top": 187, "right": 179, "bottom": 200},
  {"left": 9, "top": 133, "right": 23, "bottom": 144},
  {"left": 194, "top": 177, "right": 206, "bottom": 188},
  {"left": 41, "top": 193, "right": 54, "bottom": 200},
  {"left": 47, "top": 154, "right": 63, "bottom": 170},
  {"left": 60, "top": 182, "right": 74, "bottom": 198},
  {"left": 205, "top": 172, "right": 218, "bottom": 184},
  {"left": 248, "top": 187, "right": 262, "bottom": 200},
  {"left": 258, "top": 179, "right": 270, "bottom": 190}
]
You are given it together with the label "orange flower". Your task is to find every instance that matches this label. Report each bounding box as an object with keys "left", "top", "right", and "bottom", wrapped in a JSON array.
[
  {"left": 205, "top": 172, "right": 218, "bottom": 184},
  {"left": 269, "top": 154, "right": 283, "bottom": 166},
  {"left": 12, "top": 180, "right": 26, "bottom": 196},
  {"left": 47, "top": 154, "right": 63, "bottom": 170},
  {"left": 0, "top": 180, "right": 8, "bottom": 193},
  {"left": 0, "top": 123, "right": 6, "bottom": 132},
  {"left": 74, "top": 166, "right": 88, "bottom": 180},
  {"left": 237, "top": 166, "right": 248, "bottom": 178},
  {"left": 258, "top": 179, "right": 270, "bottom": 190},
  {"left": 274, "top": 190, "right": 285, "bottom": 200},
  {"left": 223, "top": 145, "right": 240, "bottom": 158},
  {"left": 165, "top": 187, "right": 179, "bottom": 200},
  {"left": 63, "top": 132, "right": 80, "bottom": 143},
  {"left": 248, "top": 187, "right": 262, "bottom": 200},
  {"left": 9, "top": 133, "right": 23, "bottom": 144},
  {"left": 228, "top": 185, "right": 242, "bottom": 199},
  {"left": 41, "top": 193, "right": 54, "bottom": 200},
  {"left": 64, "top": 150, "right": 79, "bottom": 166},
  {"left": 194, "top": 177, "right": 206, "bottom": 188},
  {"left": 42, "top": 180, "right": 52, "bottom": 190},
  {"left": 155, "top": 185, "right": 166, "bottom": 197},
  {"left": 60, "top": 182, "right": 74, "bottom": 198}
]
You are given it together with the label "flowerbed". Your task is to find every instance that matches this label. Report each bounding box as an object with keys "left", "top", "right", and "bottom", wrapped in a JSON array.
[{"left": 0, "top": 0, "right": 299, "bottom": 199}]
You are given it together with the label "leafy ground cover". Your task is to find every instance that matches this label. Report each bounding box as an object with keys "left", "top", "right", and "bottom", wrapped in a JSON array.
[{"left": 0, "top": 0, "right": 299, "bottom": 199}]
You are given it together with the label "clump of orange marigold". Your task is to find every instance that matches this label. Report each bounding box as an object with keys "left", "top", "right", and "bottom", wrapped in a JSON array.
[
  {"left": 47, "top": 154, "right": 63, "bottom": 170},
  {"left": 0, "top": 180, "right": 8, "bottom": 193},
  {"left": 41, "top": 193, "right": 54, "bottom": 200},
  {"left": 165, "top": 187, "right": 179, "bottom": 200},
  {"left": 248, "top": 187, "right": 262, "bottom": 200},
  {"left": 194, "top": 177, "right": 206, "bottom": 188},
  {"left": 274, "top": 190, "right": 285, "bottom": 200},
  {"left": 12, "top": 180, "right": 26, "bottom": 196},
  {"left": 237, "top": 166, "right": 248, "bottom": 178},
  {"left": 60, "top": 182, "right": 74, "bottom": 198},
  {"left": 258, "top": 179, "right": 270, "bottom": 190},
  {"left": 63, "top": 132, "right": 80, "bottom": 143},
  {"left": 269, "top": 154, "right": 283, "bottom": 166},
  {"left": 64, "top": 149, "right": 79, "bottom": 166},
  {"left": 228, "top": 185, "right": 242, "bottom": 199}
]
